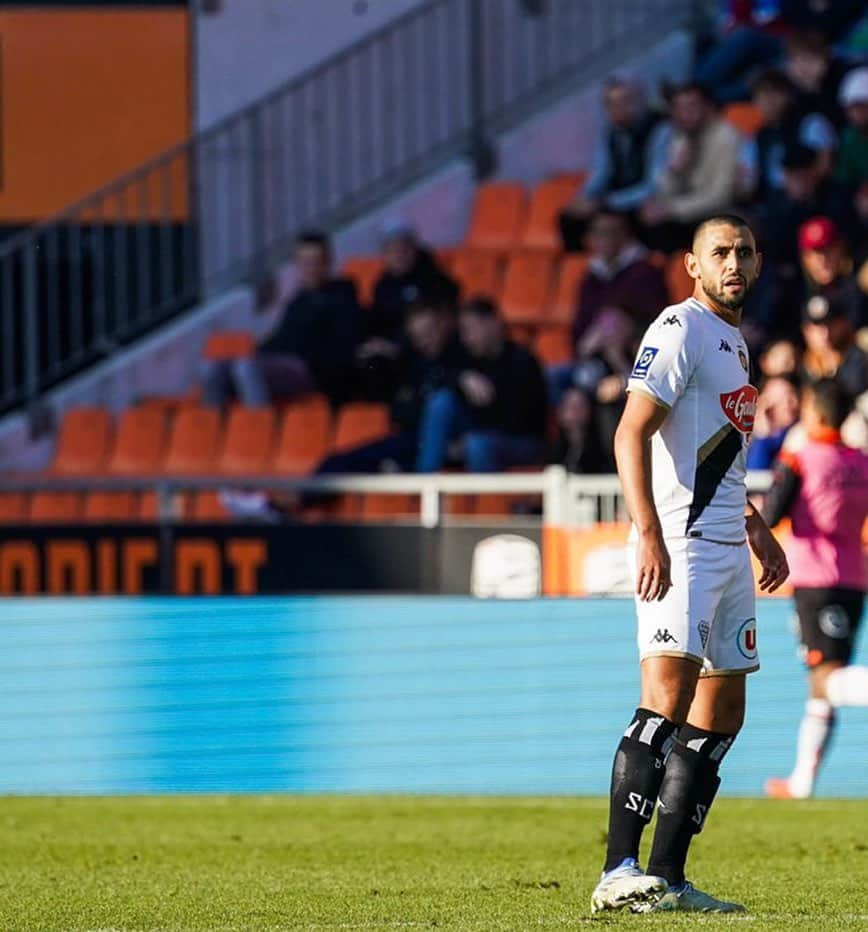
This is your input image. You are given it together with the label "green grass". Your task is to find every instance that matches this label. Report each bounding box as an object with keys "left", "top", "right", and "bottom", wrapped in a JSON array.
[{"left": 1, "top": 797, "right": 866, "bottom": 931}]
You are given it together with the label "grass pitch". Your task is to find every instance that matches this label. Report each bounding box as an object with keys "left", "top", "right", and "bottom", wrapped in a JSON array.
[{"left": 1, "top": 796, "right": 866, "bottom": 931}]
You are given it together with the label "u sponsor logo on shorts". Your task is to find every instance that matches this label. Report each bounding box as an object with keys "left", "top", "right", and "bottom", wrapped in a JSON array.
[{"left": 736, "top": 617, "right": 757, "bottom": 660}]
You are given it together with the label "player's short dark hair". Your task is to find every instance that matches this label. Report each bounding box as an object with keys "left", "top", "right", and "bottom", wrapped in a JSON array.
[
  {"left": 295, "top": 230, "right": 331, "bottom": 253},
  {"left": 806, "top": 378, "right": 850, "bottom": 429},
  {"left": 460, "top": 296, "right": 499, "bottom": 320},
  {"left": 692, "top": 214, "right": 756, "bottom": 250},
  {"left": 752, "top": 68, "right": 795, "bottom": 97}
]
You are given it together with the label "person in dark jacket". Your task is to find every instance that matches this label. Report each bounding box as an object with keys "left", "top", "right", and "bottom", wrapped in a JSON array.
[
  {"left": 548, "top": 387, "right": 613, "bottom": 474},
  {"left": 317, "top": 297, "right": 462, "bottom": 474},
  {"left": 416, "top": 298, "right": 548, "bottom": 472},
  {"left": 202, "top": 231, "right": 363, "bottom": 407},
  {"left": 368, "top": 222, "right": 459, "bottom": 341}
]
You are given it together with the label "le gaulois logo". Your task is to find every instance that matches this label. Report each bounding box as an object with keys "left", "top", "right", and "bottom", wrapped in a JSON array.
[{"left": 720, "top": 385, "right": 758, "bottom": 433}]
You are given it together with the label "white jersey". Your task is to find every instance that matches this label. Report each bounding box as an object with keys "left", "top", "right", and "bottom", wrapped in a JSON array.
[{"left": 626, "top": 297, "right": 756, "bottom": 544}]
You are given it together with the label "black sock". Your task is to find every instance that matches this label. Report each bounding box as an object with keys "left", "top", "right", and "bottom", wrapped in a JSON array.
[
  {"left": 603, "top": 708, "right": 677, "bottom": 872},
  {"left": 647, "top": 724, "right": 735, "bottom": 886}
]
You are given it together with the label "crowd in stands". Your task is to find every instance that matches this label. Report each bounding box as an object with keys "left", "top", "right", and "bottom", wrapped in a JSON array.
[{"left": 192, "top": 3, "right": 868, "bottom": 503}]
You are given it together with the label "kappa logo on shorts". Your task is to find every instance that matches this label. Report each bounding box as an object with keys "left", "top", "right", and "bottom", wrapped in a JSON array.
[
  {"left": 818, "top": 605, "right": 850, "bottom": 639},
  {"left": 698, "top": 620, "right": 710, "bottom": 649},
  {"left": 720, "top": 385, "right": 758, "bottom": 433},
  {"left": 631, "top": 346, "right": 659, "bottom": 380},
  {"left": 651, "top": 628, "right": 677, "bottom": 645},
  {"left": 737, "top": 618, "right": 757, "bottom": 660}
]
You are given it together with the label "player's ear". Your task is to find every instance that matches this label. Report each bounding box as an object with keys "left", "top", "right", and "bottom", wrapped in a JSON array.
[{"left": 684, "top": 250, "right": 701, "bottom": 281}]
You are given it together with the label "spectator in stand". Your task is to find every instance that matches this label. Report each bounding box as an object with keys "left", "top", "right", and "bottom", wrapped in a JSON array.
[
  {"left": 202, "top": 231, "right": 362, "bottom": 408},
  {"left": 835, "top": 68, "right": 868, "bottom": 237},
  {"left": 559, "top": 78, "right": 669, "bottom": 251},
  {"left": 798, "top": 217, "right": 868, "bottom": 332},
  {"left": 368, "top": 221, "right": 459, "bottom": 342},
  {"left": 317, "top": 297, "right": 462, "bottom": 475},
  {"left": 759, "top": 337, "right": 801, "bottom": 378},
  {"left": 416, "top": 297, "right": 547, "bottom": 472},
  {"left": 747, "top": 374, "right": 801, "bottom": 468},
  {"left": 800, "top": 292, "right": 868, "bottom": 402},
  {"left": 784, "top": 29, "right": 851, "bottom": 129},
  {"left": 745, "top": 68, "right": 836, "bottom": 200},
  {"left": 548, "top": 387, "right": 614, "bottom": 474},
  {"left": 759, "top": 147, "right": 860, "bottom": 334},
  {"left": 640, "top": 84, "right": 744, "bottom": 253}
]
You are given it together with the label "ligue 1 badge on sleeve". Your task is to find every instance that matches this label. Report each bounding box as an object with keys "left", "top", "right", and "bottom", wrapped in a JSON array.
[{"left": 631, "top": 346, "right": 658, "bottom": 380}]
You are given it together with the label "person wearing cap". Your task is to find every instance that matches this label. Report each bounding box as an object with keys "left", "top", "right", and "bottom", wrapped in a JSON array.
[
  {"left": 835, "top": 67, "right": 868, "bottom": 228},
  {"left": 798, "top": 216, "right": 868, "bottom": 332},
  {"left": 367, "top": 222, "right": 459, "bottom": 343},
  {"left": 800, "top": 292, "right": 868, "bottom": 403}
]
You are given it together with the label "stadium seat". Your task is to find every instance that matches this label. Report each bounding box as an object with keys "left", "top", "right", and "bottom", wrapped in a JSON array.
[
  {"left": 341, "top": 255, "right": 384, "bottom": 306},
  {"left": 191, "top": 490, "right": 229, "bottom": 521},
  {"left": 164, "top": 408, "right": 222, "bottom": 474},
  {"left": 465, "top": 182, "right": 528, "bottom": 250},
  {"left": 29, "top": 492, "right": 82, "bottom": 522},
  {"left": 549, "top": 254, "right": 588, "bottom": 324},
  {"left": 107, "top": 408, "right": 168, "bottom": 475},
  {"left": 521, "top": 174, "right": 586, "bottom": 250},
  {"left": 217, "top": 406, "right": 277, "bottom": 474},
  {"left": 724, "top": 102, "right": 765, "bottom": 137},
  {"left": 273, "top": 394, "right": 332, "bottom": 475},
  {"left": 83, "top": 492, "right": 140, "bottom": 522},
  {"left": 333, "top": 403, "right": 391, "bottom": 454},
  {"left": 500, "top": 251, "right": 557, "bottom": 325},
  {"left": 140, "top": 490, "right": 191, "bottom": 521},
  {"left": 666, "top": 251, "right": 693, "bottom": 302},
  {"left": 434, "top": 247, "right": 457, "bottom": 273},
  {"left": 51, "top": 407, "right": 112, "bottom": 474},
  {"left": 534, "top": 326, "right": 574, "bottom": 366},
  {"left": 450, "top": 249, "right": 503, "bottom": 300},
  {"left": 203, "top": 331, "right": 255, "bottom": 360},
  {"left": 0, "top": 492, "right": 28, "bottom": 523},
  {"left": 360, "top": 493, "right": 419, "bottom": 519}
]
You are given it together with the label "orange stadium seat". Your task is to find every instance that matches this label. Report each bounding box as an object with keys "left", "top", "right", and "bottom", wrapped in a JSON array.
[
  {"left": 203, "top": 331, "right": 255, "bottom": 360},
  {"left": 0, "top": 493, "right": 28, "bottom": 523},
  {"left": 190, "top": 491, "right": 229, "bottom": 521},
  {"left": 521, "top": 174, "right": 586, "bottom": 250},
  {"left": 164, "top": 408, "right": 222, "bottom": 474},
  {"left": 450, "top": 249, "right": 503, "bottom": 300},
  {"left": 217, "top": 406, "right": 277, "bottom": 474},
  {"left": 549, "top": 254, "right": 588, "bottom": 324},
  {"left": 333, "top": 403, "right": 391, "bottom": 454},
  {"left": 83, "top": 492, "right": 140, "bottom": 522},
  {"left": 273, "top": 395, "right": 332, "bottom": 475},
  {"left": 51, "top": 407, "right": 112, "bottom": 474},
  {"left": 434, "top": 247, "right": 457, "bottom": 273},
  {"left": 29, "top": 492, "right": 82, "bottom": 523},
  {"left": 666, "top": 250, "right": 694, "bottom": 302},
  {"left": 724, "top": 102, "right": 765, "bottom": 137},
  {"left": 500, "top": 251, "right": 557, "bottom": 325},
  {"left": 341, "top": 256, "right": 384, "bottom": 306},
  {"left": 139, "top": 490, "right": 192, "bottom": 522},
  {"left": 534, "top": 326, "right": 574, "bottom": 366},
  {"left": 465, "top": 182, "right": 527, "bottom": 250},
  {"left": 107, "top": 408, "right": 167, "bottom": 475},
  {"left": 360, "top": 493, "right": 419, "bottom": 520}
]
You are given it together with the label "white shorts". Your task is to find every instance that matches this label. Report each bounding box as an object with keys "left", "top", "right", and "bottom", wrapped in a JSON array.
[{"left": 629, "top": 537, "right": 759, "bottom": 677}]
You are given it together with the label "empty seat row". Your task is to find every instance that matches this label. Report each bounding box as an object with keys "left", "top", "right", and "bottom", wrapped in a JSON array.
[{"left": 48, "top": 398, "right": 391, "bottom": 478}]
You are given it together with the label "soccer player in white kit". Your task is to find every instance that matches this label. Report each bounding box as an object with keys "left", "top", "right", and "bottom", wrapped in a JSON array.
[{"left": 590, "top": 215, "right": 789, "bottom": 914}]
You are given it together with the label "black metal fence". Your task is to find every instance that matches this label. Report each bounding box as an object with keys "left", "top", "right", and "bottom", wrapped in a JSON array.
[{"left": 0, "top": 0, "right": 698, "bottom": 415}]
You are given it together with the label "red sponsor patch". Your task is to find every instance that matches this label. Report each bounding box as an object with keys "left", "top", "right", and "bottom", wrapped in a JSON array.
[{"left": 720, "top": 385, "right": 758, "bottom": 433}]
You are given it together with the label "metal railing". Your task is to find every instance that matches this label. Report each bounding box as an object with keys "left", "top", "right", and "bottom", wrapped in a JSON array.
[
  {"left": 0, "top": 0, "right": 699, "bottom": 415},
  {"left": 0, "top": 468, "right": 773, "bottom": 528}
]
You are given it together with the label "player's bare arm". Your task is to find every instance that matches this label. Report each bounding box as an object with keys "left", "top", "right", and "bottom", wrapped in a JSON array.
[
  {"left": 745, "top": 500, "right": 789, "bottom": 592},
  {"left": 614, "top": 391, "right": 671, "bottom": 603}
]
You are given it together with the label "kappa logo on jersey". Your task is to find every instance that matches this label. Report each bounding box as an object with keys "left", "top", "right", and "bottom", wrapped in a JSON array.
[
  {"left": 720, "top": 385, "right": 758, "bottom": 433},
  {"left": 737, "top": 618, "right": 757, "bottom": 660},
  {"left": 631, "top": 346, "right": 659, "bottom": 380},
  {"left": 719, "top": 339, "right": 733, "bottom": 353},
  {"left": 662, "top": 315, "right": 682, "bottom": 327}
]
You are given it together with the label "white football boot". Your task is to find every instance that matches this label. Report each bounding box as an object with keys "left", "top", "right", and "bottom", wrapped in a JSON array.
[
  {"left": 589, "top": 858, "right": 668, "bottom": 914},
  {"left": 650, "top": 880, "right": 746, "bottom": 913}
]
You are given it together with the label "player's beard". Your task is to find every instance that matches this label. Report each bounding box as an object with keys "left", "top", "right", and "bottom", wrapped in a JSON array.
[{"left": 703, "top": 276, "right": 752, "bottom": 311}]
